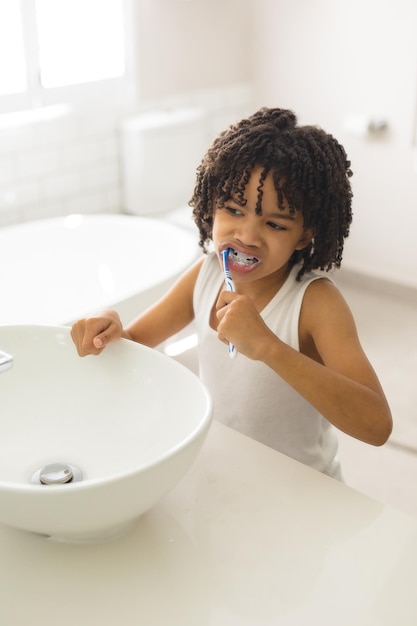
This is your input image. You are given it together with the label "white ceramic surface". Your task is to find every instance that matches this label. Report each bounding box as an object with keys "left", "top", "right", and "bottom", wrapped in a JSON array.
[
  {"left": 0, "top": 213, "right": 199, "bottom": 325},
  {"left": 1, "top": 421, "right": 417, "bottom": 625},
  {"left": 0, "top": 325, "right": 212, "bottom": 542}
]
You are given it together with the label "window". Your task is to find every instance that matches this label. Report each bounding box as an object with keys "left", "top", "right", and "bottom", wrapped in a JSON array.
[{"left": 0, "top": 0, "right": 136, "bottom": 114}]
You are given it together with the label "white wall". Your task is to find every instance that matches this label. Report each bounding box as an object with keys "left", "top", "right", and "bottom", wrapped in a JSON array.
[
  {"left": 135, "top": 0, "right": 252, "bottom": 100},
  {"left": 251, "top": 0, "right": 417, "bottom": 288}
]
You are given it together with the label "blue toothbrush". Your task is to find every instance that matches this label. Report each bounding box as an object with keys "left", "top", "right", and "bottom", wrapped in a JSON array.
[{"left": 221, "top": 248, "right": 237, "bottom": 359}]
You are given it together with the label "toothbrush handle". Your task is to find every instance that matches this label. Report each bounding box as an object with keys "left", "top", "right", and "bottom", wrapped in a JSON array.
[
  {"left": 221, "top": 251, "right": 237, "bottom": 359},
  {"left": 228, "top": 338, "right": 237, "bottom": 359},
  {"left": 223, "top": 265, "right": 235, "bottom": 294}
]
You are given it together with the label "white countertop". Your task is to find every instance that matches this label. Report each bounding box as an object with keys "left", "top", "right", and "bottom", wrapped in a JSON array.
[{"left": 1, "top": 420, "right": 417, "bottom": 625}]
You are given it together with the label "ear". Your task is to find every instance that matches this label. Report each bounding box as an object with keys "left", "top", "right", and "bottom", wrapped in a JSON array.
[{"left": 295, "top": 227, "right": 316, "bottom": 251}]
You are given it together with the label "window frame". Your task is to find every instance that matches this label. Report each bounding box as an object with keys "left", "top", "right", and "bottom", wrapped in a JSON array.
[{"left": 0, "top": 0, "right": 138, "bottom": 115}]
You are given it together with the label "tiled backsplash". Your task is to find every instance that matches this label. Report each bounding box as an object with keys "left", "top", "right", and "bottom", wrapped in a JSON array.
[
  {"left": 0, "top": 85, "right": 252, "bottom": 229},
  {"left": 0, "top": 106, "right": 124, "bottom": 227}
]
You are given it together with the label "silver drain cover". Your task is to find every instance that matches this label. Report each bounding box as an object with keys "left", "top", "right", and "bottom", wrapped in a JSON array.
[{"left": 31, "top": 463, "right": 83, "bottom": 485}]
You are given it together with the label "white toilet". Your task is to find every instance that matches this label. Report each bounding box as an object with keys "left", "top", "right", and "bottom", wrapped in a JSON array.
[
  {"left": 119, "top": 107, "right": 207, "bottom": 371},
  {"left": 119, "top": 107, "right": 207, "bottom": 232}
]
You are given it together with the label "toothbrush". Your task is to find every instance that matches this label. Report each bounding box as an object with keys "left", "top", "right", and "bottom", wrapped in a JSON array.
[{"left": 221, "top": 248, "right": 237, "bottom": 359}]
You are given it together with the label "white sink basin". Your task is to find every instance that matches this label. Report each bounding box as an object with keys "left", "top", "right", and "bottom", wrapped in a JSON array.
[{"left": 0, "top": 325, "right": 212, "bottom": 543}]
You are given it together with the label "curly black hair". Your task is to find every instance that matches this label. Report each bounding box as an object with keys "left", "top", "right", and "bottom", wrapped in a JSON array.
[{"left": 190, "top": 107, "right": 353, "bottom": 280}]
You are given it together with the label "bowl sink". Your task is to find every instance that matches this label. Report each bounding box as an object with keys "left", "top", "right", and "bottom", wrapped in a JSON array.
[{"left": 0, "top": 325, "right": 212, "bottom": 543}]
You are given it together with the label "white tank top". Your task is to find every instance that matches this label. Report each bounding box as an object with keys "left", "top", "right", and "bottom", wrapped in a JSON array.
[{"left": 193, "top": 252, "right": 342, "bottom": 480}]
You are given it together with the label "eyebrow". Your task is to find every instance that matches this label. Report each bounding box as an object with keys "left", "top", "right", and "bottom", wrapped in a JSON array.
[
  {"left": 228, "top": 198, "right": 296, "bottom": 220},
  {"left": 266, "top": 211, "right": 296, "bottom": 221}
]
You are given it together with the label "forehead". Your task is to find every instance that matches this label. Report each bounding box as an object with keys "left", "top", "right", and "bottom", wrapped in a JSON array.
[{"left": 229, "top": 167, "right": 295, "bottom": 214}]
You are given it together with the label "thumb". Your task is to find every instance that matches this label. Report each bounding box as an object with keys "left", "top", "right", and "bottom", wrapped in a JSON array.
[{"left": 93, "top": 333, "right": 109, "bottom": 349}]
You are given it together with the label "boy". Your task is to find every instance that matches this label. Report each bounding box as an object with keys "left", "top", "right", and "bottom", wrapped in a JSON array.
[{"left": 71, "top": 107, "right": 392, "bottom": 479}]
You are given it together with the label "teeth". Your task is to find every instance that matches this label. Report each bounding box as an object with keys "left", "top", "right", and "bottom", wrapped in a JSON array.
[{"left": 229, "top": 249, "right": 259, "bottom": 266}]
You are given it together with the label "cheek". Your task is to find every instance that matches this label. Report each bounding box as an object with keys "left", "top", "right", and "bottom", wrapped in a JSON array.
[{"left": 211, "top": 213, "right": 224, "bottom": 238}]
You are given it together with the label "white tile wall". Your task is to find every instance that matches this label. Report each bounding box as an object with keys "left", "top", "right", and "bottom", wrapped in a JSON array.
[
  {"left": 0, "top": 84, "right": 253, "bottom": 229},
  {"left": 0, "top": 106, "right": 126, "bottom": 228}
]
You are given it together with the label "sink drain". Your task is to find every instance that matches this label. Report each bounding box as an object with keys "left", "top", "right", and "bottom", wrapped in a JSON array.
[{"left": 31, "top": 463, "right": 83, "bottom": 485}]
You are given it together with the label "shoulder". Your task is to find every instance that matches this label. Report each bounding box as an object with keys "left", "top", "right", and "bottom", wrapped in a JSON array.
[
  {"left": 178, "top": 254, "right": 206, "bottom": 291},
  {"left": 194, "top": 251, "right": 221, "bottom": 289},
  {"left": 302, "top": 275, "right": 349, "bottom": 310},
  {"left": 299, "top": 276, "right": 359, "bottom": 352},
  {"left": 170, "top": 251, "right": 218, "bottom": 304},
  {"left": 163, "top": 254, "right": 205, "bottom": 303}
]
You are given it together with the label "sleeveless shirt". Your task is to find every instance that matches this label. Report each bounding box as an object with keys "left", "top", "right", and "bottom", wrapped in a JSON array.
[{"left": 193, "top": 252, "right": 342, "bottom": 480}]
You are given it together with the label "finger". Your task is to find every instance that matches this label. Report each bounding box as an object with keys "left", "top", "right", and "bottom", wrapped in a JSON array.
[
  {"left": 83, "top": 326, "right": 112, "bottom": 354},
  {"left": 71, "top": 320, "right": 110, "bottom": 356},
  {"left": 70, "top": 324, "right": 89, "bottom": 356},
  {"left": 216, "top": 290, "right": 237, "bottom": 310},
  {"left": 217, "top": 332, "right": 229, "bottom": 346},
  {"left": 81, "top": 343, "right": 104, "bottom": 357},
  {"left": 93, "top": 333, "right": 109, "bottom": 349}
]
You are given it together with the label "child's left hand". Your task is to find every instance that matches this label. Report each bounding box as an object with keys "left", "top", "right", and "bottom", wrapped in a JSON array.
[{"left": 215, "top": 290, "right": 278, "bottom": 360}]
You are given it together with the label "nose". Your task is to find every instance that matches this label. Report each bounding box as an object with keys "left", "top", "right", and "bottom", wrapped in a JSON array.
[{"left": 234, "top": 214, "right": 263, "bottom": 247}]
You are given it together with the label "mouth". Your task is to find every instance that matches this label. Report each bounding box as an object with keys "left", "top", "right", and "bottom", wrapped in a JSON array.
[{"left": 226, "top": 247, "right": 261, "bottom": 268}]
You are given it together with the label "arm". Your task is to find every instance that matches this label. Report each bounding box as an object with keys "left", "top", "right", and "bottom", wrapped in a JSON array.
[
  {"left": 215, "top": 279, "right": 392, "bottom": 446},
  {"left": 71, "top": 257, "right": 204, "bottom": 356}
]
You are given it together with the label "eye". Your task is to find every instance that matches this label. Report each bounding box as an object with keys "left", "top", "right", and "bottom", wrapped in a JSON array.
[
  {"left": 267, "top": 221, "right": 286, "bottom": 231},
  {"left": 225, "top": 205, "right": 243, "bottom": 216}
]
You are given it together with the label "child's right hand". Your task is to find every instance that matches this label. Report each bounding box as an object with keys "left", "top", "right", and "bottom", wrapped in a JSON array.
[{"left": 70, "top": 310, "right": 123, "bottom": 357}]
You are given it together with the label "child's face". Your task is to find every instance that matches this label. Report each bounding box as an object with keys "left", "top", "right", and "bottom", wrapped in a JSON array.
[{"left": 212, "top": 167, "right": 314, "bottom": 284}]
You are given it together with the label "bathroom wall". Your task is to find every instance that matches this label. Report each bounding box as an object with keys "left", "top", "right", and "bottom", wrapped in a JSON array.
[
  {"left": 0, "top": 84, "right": 252, "bottom": 229},
  {"left": 135, "top": 0, "right": 252, "bottom": 100},
  {"left": 0, "top": 107, "right": 125, "bottom": 227},
  {"left": 251, "top": 0, "right": 417, "bottom": 289},
  {"left": 0, "top": 0, "right": 253, "bottom": 229}
]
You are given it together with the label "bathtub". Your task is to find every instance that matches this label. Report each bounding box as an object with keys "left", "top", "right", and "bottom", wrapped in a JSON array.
[{"left": 1, "top": 214, "right": 200, "bottom": 326}]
